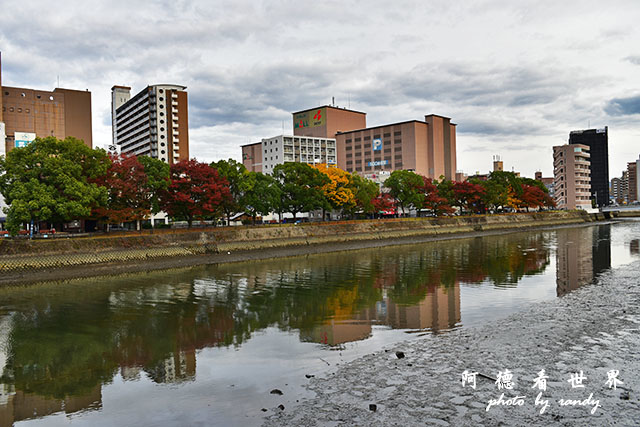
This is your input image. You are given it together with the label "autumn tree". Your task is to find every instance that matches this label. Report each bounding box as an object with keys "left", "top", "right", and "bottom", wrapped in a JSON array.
[
  {"left": 160, "top": 159, "right": 231, "bottom": 227},
  {"left": 273, "top": 163, "right": 330, "bottom": 220},
  {"left": 452, "top": 181, "right": 486, "bottom": 214},
  {"left": 314, "top": 164, "right": 355, "bottom": 216},
  {"left": 241, "top": 172, "right": 282, "bottom": 225},
  {"left": 372, "top": 193, "right": 396, "bottom": 216},
  {"left": 420, "top": 176, "right": 454, "bottom": 216},
  {"left": 519, "top": 184, "right": 548, "bottom": 212},
  {"left": 384, "top": 170, "right": 424, "bottom": 216},
  {"left": 92, "top": 154, "right": 152, "bottom": 228},
  {"left": 211, "top": 159, "right": 248, "bottom": 226},
  {"left": 0, "top": 136, "right": 109, "bottom": 235}
]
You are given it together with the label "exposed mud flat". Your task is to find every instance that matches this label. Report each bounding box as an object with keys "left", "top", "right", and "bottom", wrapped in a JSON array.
[{"left": 264, "top": 260, "right": 640, "bottom": 426}]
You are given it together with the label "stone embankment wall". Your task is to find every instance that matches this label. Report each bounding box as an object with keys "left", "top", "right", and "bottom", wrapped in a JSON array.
[{"left": 0, "top": 211, "right": 601, "bottom": 275}]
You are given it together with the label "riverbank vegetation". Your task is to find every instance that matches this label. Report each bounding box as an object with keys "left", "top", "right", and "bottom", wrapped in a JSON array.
[{"left": 0, "top": 137, "right": 554, "bottom": 235}]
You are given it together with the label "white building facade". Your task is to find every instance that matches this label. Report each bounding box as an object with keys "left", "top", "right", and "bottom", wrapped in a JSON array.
[{"left": 260, "top": 134, "right": 337, "bottom": 174}]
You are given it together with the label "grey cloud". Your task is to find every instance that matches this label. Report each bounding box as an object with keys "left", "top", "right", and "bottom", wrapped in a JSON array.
[
  {"left": 624, "top": 55, "right": 640, "bottom": 65},
  {"left": 605, "top": 95, "right": 640, "bottom": 116}
]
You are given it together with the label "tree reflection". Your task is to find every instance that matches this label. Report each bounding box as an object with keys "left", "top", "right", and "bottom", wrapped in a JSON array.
[{"left": 0, "top": 230, "right": 553, "bottom": 416}]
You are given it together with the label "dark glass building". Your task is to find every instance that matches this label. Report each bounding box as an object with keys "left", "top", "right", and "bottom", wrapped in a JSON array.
[{"left": 569, "top": 127, "right": 609, "bottom": 207}]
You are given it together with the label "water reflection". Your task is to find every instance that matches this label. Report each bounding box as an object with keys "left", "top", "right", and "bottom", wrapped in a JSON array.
[
  {"left": 0, "top": 224, "right": 625, "bottom": 425},
  {"left": 555, "top": 226, "right": 612, "bottom": 296}
]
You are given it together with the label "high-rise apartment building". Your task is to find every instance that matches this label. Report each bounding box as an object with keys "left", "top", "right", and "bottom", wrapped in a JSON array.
[
  {"left": 553, "top": 144, "right": 591, "bottom": 210},
  {"left": 628, "top": 156, "right": 640, "bottom": 203},
  {"left": 569, "top": 127, "right": 609, "bottom": 207},
  {"left": 111, "top": 84, "right": 189, "bottom": 164},
  {"left": 0, "top": 53, "right": 92, "bottom": 154}
]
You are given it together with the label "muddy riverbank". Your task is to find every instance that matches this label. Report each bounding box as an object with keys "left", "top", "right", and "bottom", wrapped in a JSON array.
[
  {"left": 0, "top": 211, "right": 606, "bottom": 286},
  {"left": 264, "top": 259, "right": 640, "bottom": 426}
]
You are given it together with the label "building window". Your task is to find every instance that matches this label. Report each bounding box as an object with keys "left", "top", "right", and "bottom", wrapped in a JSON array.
[
  {"left": 160, "top": 120, "right": 165, "bottom": 124},
  {"left": 160, "top": 112, "right": 164, "bottom": 116},
  {"left": 161, "top": 135, "right": 165, "bottom": 139},
  {"left": 25, "top": 109, "right": 30, "bottom": 113},
  {"left": 159, "top": 89, "right": 164, "bottom": 93},
  {"left": 355, "top": 137, "right": 361, "bottom": 142},
  {"left": 160, "top": 127, "right": 165, "bottom": 131},
  {"left": 49, "top": 96, "right": 54, "bottom": 100},
  {"left": 21, "top": 92, "right": 26, "bottom": 97},
  {"left": 9, "top": 107, "right": 13, "bottom": 112},
  {"left": 384, "top": 133, "right": 391, "bottom": 137},
  {"left": 17, "top": 108, "right": 22, "bottom": 113},
  {"left": 159, "top": 97, "right": 164, "bottom": 101},
  {"left": 394, "top": 139, "right": 402, "bottom": 144},
  {"left": 394, "top": 131, "right": 401, "bottom": 136},
  {"left": 161, "top": 150, "right": 165, "bottom": 154},
  {"left": 161, "top": 143, "right": 165, "bottom": 147}
]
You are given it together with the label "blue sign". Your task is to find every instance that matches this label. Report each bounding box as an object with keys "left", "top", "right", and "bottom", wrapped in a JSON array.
[
  {"left": 368, "top": 160, "right": 388, "bottom": 167},
  {"left": 373, "top": 138, "right": 382, "bottom": 151}
]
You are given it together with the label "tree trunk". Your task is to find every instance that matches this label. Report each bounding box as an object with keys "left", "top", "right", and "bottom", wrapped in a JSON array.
[
  {"left": 227, "top": 212, "right": 231, "bottom": 227},
  {"left": 188, "top": 216, "right": 193, "bottom": 228}
]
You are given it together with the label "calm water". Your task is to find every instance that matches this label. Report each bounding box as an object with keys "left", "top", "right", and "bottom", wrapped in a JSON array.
[{"left": 0, "top": 220, "right": 638, "bottom": 426}]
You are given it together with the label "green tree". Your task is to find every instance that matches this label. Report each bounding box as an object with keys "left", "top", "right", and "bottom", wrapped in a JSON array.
[
  {"left": 273, "top": 163, "right": 330, "bottom": 220},
  {"left": 0, "top": 136, "right": 109, "bottom": 235},
  {"left": 241, "top": 172, "right": 282, "bottom": 225},
  {"left": 138, "top": 156, "right": 170, "bottom": 215},
  {"left": 383, "top": 170, "right": 424, "bottom": 216},
  {"left": 211, "top": 159, "right": 248, "bottom": 226},
  {"left": 348, "top": 173, "right": 380, "bottom": 217}
]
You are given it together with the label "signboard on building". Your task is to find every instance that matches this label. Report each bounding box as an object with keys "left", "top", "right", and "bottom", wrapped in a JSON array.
[
  {"left": 368, "top": 160, "right": 388, "bottom": 167},
  {"left": 14, "top": 132, "right": 36, "bottom": 148},
  {"left": 294, "top": 107, "right": 326, "bottom": 129},
  {"left": 372, "top": 138, "right": 382, "bottom": 151}
]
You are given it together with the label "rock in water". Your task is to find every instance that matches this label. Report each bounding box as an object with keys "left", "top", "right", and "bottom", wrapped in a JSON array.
[
  {"left": 369, "top": 404, "right": 377, "bottom": 412},
  {"left": 395, "top": 351, "right": 405, "bottom": 359},
  {"left": 270, "top": 389, "right": 283, "bottom": 395}
]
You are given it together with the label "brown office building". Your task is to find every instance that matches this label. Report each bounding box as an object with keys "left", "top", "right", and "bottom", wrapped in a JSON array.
[
  {"left": 241, "top": 141, "right": 263, "bottom": 172},
  {"left": 0, "top": 53, "right": 92, "bottom": 153},
  {"left": 336, "top": 115, "right": 457, "bottom": 180},
  {"left": 292, "top": 105, "right": 366, "bottom": 139}
]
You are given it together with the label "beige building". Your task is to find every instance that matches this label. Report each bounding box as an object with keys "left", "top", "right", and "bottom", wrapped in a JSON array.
[
  {"left": 628, "top": 156, "right": 640, "bottom": 203},
  {"left": 0, "top": 53, "right": 92, "bottom": 153},
  {"left": 553, "top": 144, "right": 591, "bottom": 210},
  {"left": 111, "top": 84, "right": 189, "bottom": 165},
  {"left": 336, "top": 115, "right": 457, "bottom": 180},
  {"left": 292, "top": 105, "right": 366, "bottom": 139}
]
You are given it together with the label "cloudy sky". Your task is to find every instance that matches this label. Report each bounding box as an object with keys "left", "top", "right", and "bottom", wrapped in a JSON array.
[{"left": 1, "top": 0, "right": 639, "bottom": 177}]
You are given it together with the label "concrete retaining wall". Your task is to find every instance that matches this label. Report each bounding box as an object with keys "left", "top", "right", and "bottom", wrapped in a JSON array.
[{"left": 0, "top": 211, "right": 595, "bottom": 274}]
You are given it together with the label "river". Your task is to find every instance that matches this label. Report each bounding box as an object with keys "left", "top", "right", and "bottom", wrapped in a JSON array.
[{"left": 0, "top": 220, "right": 638, "bottom": 426}]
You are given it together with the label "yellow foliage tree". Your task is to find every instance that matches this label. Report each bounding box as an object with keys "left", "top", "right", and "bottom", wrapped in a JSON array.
[{"left": 314, "top": 164, "right": 356, "bottom": 212}]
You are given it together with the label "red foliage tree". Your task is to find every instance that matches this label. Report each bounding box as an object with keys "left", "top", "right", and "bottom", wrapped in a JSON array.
[
  {"left": 421, "top": 176, "right": 454, "bottom": 216},
  {"left": 452, "top": 181, "right": 486, "bottom": 214},
  {"left": 92, "top": 154, "right": 151, "bottom": 224},
  {"left": 519, "top": 184, "right": 548, "bottom": 211},
  {"left": 372, "top": 193, "right": 396, "bottom": 215},
  {"left": 160, "top": 159, "right": 232, "bottom": 227}
]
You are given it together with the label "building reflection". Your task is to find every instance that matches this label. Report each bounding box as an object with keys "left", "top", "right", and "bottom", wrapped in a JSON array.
[
  {"left": 555, "top": 226, "right": 611, "bottom": 296},
  {"left": 0, "top": 385, "right": 101, "bottom": 426},
  {"left": 0, "top": 229, "right": 554, "bottom": 420},
  {"left": 631, "top": 239, "right": 639, "bottom": 255}
]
